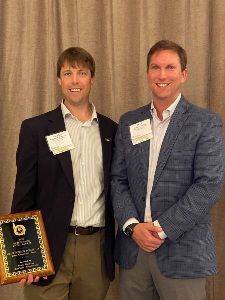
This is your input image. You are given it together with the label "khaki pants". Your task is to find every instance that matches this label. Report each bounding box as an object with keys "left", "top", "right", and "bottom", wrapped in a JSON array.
[{"left": 24, "top": 230, "right": 109, "bottom": 300}]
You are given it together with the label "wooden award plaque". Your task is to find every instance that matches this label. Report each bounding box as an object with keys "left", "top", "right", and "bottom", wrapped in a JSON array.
[{"left": 0, "top": 210, "right": 55, "bottom": 284}]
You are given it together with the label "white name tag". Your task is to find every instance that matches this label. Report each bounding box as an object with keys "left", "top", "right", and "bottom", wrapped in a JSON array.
[
  {"left": 46, "top": 131, "right": 75, "bottom": 155},
  {"left": 130, "top": 119, "right": 152, "bottom": 145}
]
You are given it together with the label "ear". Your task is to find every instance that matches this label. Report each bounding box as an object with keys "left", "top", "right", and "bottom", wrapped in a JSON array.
[
  {"left": 91, "top": 75, "right": 95, "bottom": 84},
  {"left": 181, "top": 69, "right": 187, "bottom": 83},
  {"left": 58, "top": 77, "right": 62, "bottom": 86}
]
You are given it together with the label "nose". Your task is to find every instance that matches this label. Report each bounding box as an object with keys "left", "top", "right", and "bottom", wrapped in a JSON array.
[
  {"left": 71, "top": 73, "right": 79, "bottom": 84},
  {"left": 158, "top": 68, "right": 167, "bottom": 79}
]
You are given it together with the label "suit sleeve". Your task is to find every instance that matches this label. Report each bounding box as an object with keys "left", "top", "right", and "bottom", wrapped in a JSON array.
[
  {"left": 11, "top": 120, "right": 38, "bottom": 213},
  {"left": 158, "top": 114, "right": 225, "bottom": 242},
  {"left": 110, "top": 118, "right": 140, "bottom": 230}
]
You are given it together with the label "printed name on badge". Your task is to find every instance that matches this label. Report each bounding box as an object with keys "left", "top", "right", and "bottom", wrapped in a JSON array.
[
  {"left": 46, "top": 131, "right": 75, "bottom": 155},
  {"left": 130, "top": 119, "right": 152, "bottom": 145}
]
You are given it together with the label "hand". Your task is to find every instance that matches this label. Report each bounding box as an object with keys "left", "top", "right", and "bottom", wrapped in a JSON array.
[
  {"left": 152, "top": 231, "right": 162, "bottom": 240},
  {"left": 132, "top": 222, "right": 164, "bottom": 252},
  {"left": 19, "top": 274, "right": 47, "bottom": 285}
]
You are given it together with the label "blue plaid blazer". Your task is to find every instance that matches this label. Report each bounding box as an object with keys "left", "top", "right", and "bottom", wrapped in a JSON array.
[{"left": 111, "top": 95, "right": 225, "bottom": 278}]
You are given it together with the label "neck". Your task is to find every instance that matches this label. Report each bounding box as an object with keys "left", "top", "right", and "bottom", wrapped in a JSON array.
[
  {"left": 64, "top": 101, "right": 92, "bottom": 122},
  {"left": 152, "top": 102, "right": 168, "bottom": 121},
  {"left": 153, "top": 98, "right": 177, "bottom": 120}
]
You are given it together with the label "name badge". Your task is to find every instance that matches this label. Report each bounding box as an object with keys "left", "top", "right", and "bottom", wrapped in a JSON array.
[
  {"left": 130, "top": 119, "right": 152, "bottom": 145},
  {"left": 46, "top": 131, "right": 75, "bottom": 155}
]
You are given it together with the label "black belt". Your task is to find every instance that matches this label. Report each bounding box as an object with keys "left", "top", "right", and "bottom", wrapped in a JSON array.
[{"left": 69, "top": 226, "right": 104, "bottom": 235}]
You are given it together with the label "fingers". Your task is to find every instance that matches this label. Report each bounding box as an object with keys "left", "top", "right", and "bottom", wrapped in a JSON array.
[
  {"left": 18, "top": 274, "right": 43, "bottom": 285},
  {"left": 139, "top": 244, "right": 159, "bottom": 252},
  {"left": 19, "top": 279, "right": 27, "bottom": 285},
  {"left": 133, "top": 223, "right": 163, "bottom": 239},
  {"left": 145, "top": 222, "right": 162, "bottom": 232},
  {"left": 133, "top": 234, "right": 163, "bottom": 249},
  {"left": 132, "top": 222, "right": 165, "bottom": 252},
  {"left": 152, "top": 231, "right": 163, "bottom": 240},
  {"left": 33, "top": 276, "right": 40, "bottom": 283},
  {"left": 133, "top": 237, "right": 161, "bottom": 252}
]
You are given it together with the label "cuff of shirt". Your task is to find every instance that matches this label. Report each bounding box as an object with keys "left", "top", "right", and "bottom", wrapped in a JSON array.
[
  {"left": 123, "top": 218, "right": 139, "bottom": 232},
  {"left": 154, "top": 220, "right": 167, "bottom": 239}
]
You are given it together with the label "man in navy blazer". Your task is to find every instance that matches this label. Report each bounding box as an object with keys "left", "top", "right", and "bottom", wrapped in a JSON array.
[
  {"left": 111, "top": 40, "right": 225, "bottom": 300},
  {"left": 11, "top": 47, "right": 117, "bottom": 300}
]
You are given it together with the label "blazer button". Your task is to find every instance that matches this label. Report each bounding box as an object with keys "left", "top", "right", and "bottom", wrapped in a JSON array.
[
  {"left": 70, "top": 198, "right": 74, "bottom": 203},
  {"left": 141, "top": 197, "right": 145, "bottom": 202}
]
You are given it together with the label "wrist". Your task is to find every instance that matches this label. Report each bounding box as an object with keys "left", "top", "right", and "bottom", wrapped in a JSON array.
[{"left": 124, "top": 223, "right": 139, "bottom": 237}]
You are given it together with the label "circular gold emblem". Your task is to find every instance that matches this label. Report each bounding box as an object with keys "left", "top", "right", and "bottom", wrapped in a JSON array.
[{"left": 13, "top": 223, "right": 26, "bottom": 236}]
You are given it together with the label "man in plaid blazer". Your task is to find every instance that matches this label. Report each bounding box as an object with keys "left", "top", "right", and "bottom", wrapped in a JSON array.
[{"left": 111, "top": 40, "right": 225, "bottom": 300}]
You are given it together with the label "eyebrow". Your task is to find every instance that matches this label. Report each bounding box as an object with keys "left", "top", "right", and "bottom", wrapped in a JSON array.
[
  {"left": 149, "top": 63, "right": 177, "bottom": 67},
  {"left": 62, "top": 66, "right": 89, "bottom": 72}
]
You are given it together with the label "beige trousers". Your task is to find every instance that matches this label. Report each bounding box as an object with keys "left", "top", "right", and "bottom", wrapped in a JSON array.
[
  {"left": 120, "top": 249, "right": 207, "bottom": 300},
  {"left": 24, "top": 230, "right": 109, "bottom": 300}
]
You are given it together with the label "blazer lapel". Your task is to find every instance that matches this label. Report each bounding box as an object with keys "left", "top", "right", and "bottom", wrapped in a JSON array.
[
  {"left": 98, "top": 114, "right": 114, "bottom": 194},
  {"left": 136, "top": 106, "right": 152, "bottom": 186},
  {"left": 153, "top": 96, "right": 190, "bottom": 188},
  {"left": 46, "top": 105, "right": 74, "bottom": 190}
]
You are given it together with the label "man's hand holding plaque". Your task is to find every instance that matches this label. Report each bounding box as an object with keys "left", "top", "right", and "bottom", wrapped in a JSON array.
[{"left": 19, "top": 274, "right": 47, "bottom": 285}]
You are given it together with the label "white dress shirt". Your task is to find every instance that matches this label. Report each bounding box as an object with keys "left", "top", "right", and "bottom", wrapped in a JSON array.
[{"left": 61, "top": 101, "right": 105, "bottom": 227}]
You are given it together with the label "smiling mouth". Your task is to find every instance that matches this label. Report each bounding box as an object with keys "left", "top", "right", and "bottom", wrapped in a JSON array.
[
  {"left": 70, "top": 88, "right": 82, "bottom": 92},
  {"left": 156, "top": 83, "right": 169, "bottom": 87}
]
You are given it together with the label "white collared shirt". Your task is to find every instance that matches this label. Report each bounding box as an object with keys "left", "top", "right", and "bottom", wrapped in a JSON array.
[{"left": 61, "top": 101, "right": 105, "bottom": 227}]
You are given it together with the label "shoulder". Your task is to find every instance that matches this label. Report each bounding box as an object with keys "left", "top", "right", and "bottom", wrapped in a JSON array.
[
  {"left": 122, "top": 104, "right": 150, "bottom": 118},
  {"left": 189, "top": 105, "right": 222, "bottom": 126},
  {"left": 97, "top": 112, "right": 117, "bottom": 128},
  {"left": 180, "top": 96, "right": 223, "bottom": 125},
  {"left": 21, "top": 106, "right": 61, "bottom": 127},
  {"left": 119, "top": 104, "right": 151, "bottom": 125}
]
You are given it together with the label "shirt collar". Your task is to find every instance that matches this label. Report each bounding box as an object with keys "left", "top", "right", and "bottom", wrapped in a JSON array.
[
  {"left": 61, "top": 100, "right": 98, "bottom": 124},
  {"left": 150, "top": 93, "right": 181, "bottom": 120}
]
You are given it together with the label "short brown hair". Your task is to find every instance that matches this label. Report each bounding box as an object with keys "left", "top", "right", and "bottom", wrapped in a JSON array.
[
  {"left": 57, "top": 47, "right": 95, "bottom": 78},
  {"left": 147, "top": 40, "right": 187, "bottom": 72}
]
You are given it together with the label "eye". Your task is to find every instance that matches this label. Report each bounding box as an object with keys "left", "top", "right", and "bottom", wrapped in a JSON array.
[
  {"left": 64, "top": 72, "right": 71, "bottom": 76},
  {"left": 150, "top": 65, "right": 159, "bottom": 70},
  {"left": 80, "top": 71, "right": 87, "bottom": 76},
  {"left": 167, "top": 65, "right": 176, "bottom": 69}
]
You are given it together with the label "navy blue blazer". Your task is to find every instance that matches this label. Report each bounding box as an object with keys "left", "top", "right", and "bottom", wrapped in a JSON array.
[
  {"left": 11, "top": 105, "right": 117, "bottom": 285},
  {"left": 111, "top": 95, "right": 225, "bottom": 278}
]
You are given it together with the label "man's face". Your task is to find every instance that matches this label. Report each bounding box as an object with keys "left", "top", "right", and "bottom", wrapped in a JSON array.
[
  {"left": 58, "top": 62, "right": 94, "bottom": 109},
  {"left": 147, "top": 50, "right": 187, "bottom": 104}
]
